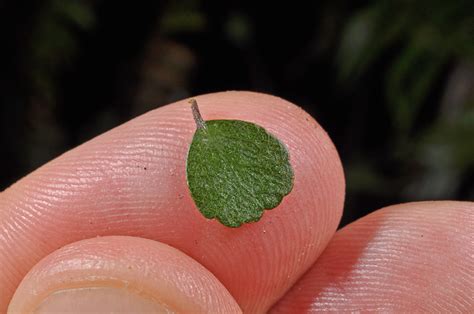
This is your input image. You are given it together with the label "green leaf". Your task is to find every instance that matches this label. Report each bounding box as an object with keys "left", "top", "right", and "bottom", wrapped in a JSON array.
[{"left": 186, "top": 100, "right": 294, "bottom": 227}]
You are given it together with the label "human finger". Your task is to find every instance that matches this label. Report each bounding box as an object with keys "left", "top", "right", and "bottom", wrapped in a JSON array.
[
  {"left": 0, "top": 91, "right": 345, "bottom": 312},
  {"left": 8, "top": 236, "right": 241, "bottom": 313},
  {"left": 271, "top": 201, "right": 473, "bottom": 312}
]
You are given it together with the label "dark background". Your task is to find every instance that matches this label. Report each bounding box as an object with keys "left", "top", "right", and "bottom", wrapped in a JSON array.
[{"left": 1, "top": 1, "right": 473, "bottom": 227}]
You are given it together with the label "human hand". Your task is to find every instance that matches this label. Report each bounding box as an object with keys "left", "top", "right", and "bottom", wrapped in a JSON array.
[{"left": 2, "top": 92, "right": 472, "bottom": 313}]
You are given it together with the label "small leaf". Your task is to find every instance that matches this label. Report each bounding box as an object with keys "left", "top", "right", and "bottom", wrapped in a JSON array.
[{"left": 186, "top": 99, "right": 294, "bottom": 227}]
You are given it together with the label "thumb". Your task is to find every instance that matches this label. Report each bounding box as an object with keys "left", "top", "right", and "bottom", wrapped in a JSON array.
[{"left": 8, "top": 236, "right": 241, "bottom": 313}]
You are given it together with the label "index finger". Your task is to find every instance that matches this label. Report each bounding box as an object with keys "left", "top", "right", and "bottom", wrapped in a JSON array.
[{"left": 0, "top": 91, "right": 345, "bottom": 312}]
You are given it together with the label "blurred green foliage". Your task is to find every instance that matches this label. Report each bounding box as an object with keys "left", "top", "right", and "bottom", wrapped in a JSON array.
[
  {"left": 29, "top": 0, "right": 95, "bottom": 102},
  {"left": 338, "top": 1, "right": 473, "bottom": 127},
  {"left": 338, "top": 0, "right": 474, "bottom": 205},
  {"left": 1, "top": 1, "right": 472, "bottom": 225},
  {"left": 19, "top": 1, "right": 96, "bottom": 171}
]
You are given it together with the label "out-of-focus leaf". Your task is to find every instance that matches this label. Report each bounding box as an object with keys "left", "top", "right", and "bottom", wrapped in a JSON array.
[
  {"left": 422, "top": 109, "right": 474, "bottom": 169},
  {"left": 28, "top": 0, "right": 96, "bottom": 101},
  {"left": 337, "top": 0, "right": 474, "bottom": 126},
  {"left": 337, "top": 2, "right": 408, "bottom": 80},
  {"left": 225, "top": 13, "right": 252, "bottom": 47},
  {"left": 160, "top": 1, "right": 205, "bottom": 34},
  {"left": 52, "top": 0, "right": 95, "bottom": 30},
  {"left": 387, "top": 41, "right": 446, "bottom": 135}
]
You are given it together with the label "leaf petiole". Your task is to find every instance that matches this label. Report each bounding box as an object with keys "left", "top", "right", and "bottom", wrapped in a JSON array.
[{"left": 189, "top": 99, "right": 207, "bottom": 130}]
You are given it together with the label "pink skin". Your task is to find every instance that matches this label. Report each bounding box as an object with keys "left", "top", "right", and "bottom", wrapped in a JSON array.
[
  {"left": 8, "top": 236, "right": 242, "bottom": 313},
  {"left": 0, "top": 91, "right": 345, "bottom": 312},
  {"left": 271, "top": 201, "right": 473, "bottom": 312},
  {"left": 1, "top": 91, "right": 471, "bottom": 313}
]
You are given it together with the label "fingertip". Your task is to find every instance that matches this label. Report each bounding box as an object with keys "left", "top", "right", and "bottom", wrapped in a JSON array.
[
  {"left": 1, "top": 91, "right": 345, "bottom": 312},
  {"left": 271, "top": 201, "right": 473, "bottom": 313},
  {"left": 187, "top": 91, "right": 346, "bottom": 309},
  {"left": 8, "top": 236, "right": 241, "bottom": 314}
]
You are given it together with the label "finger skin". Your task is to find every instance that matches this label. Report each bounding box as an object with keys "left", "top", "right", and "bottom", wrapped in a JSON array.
[
  {"left": 0, "top": 91, "right": 345, "bottom": 312},
  {"left": 271, "top": 201, "right": 474, "bottom": 313},
  {"left": 8, "top": 236, "right": 241, "bottom": 313}
]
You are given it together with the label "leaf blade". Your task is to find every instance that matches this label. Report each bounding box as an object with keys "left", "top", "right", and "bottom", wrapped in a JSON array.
[{"left": 186, "top": 119, "right": 294, "bottom": 227}]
